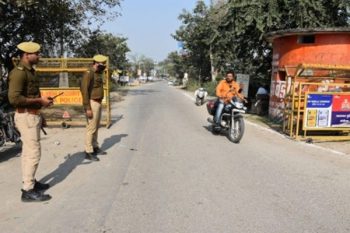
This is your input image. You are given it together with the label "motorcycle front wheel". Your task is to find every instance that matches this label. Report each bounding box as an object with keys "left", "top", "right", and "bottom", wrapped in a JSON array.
[{"left": 228, "top": 116, "right": 244, "bottom": 143}]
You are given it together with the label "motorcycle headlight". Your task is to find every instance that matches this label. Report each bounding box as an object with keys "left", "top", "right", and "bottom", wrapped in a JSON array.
[{"left": 233, "top": 102, "right": 243, "bottom": 109}]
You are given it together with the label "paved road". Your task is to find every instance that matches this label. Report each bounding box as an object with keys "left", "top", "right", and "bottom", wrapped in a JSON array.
[{"left": 1, "top": 82, "right": 350, "bottom": 233}]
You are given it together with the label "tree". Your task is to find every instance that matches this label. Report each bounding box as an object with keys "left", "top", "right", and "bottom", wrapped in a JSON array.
[
  {"left": 174, "top": 0, "right": 350, "bottom": 87},
  {"left": 139, "top": 56, "right": 155, "bottom": 77},
  {"left": 75, "top": 31, "right": 130, "bottom": 70},
  {"left": 0, "top": 0, "right": 122, "bottom": 73},
  {"left": 128, "top": 54, "right": 155, "bottom": 78},
  {"left": 210, "top": 0, "right": 350, "bottom": 83},
  {"left": 159, "top": 51, "right": 186, "bottom": 79},
  {"left": 173, "top": 0, "right": 212, "bottom": 82}
]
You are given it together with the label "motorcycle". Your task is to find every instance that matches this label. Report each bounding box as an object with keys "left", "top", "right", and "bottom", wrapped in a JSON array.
[
  {"left": 0, "top": 90, "right": 21, "bottom": 147},
  {"left": 195, "top": 88, "right": 207, "bottom": 106},
  {"left": 206, "top": 96, "right": 247, "bottom": 143}
]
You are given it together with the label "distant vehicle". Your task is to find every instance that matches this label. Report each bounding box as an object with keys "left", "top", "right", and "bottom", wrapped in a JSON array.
[
  {"left": 139, "top": 76, "right": 147, "bottom": 83},
  {"left": 119, "top": 76, "right": 129, "bottom": 86},
  {"left": 194, "top": 88, "right": 208, "bottom": 106},
  {"left": 168, "top": 81, "right": 174, "bottom": 86}
]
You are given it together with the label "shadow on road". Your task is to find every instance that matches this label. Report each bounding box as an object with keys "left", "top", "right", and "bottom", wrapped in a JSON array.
[
  {"left": 202, "top": 125, "right": 225, "bottom": 136},
  {"left": 100, "top": 133, "right": 128, "bottom": 153},
  {"left": 39, "top": 134, "right": 128, "bottom": 187},
  {"left": 39, "top": 151, "right": 90, "bottom": 187},
  {"left": 0, "top": 144, "right": 21, "bottom": 163}
]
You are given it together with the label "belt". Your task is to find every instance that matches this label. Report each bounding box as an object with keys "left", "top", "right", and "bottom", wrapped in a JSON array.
[
  {"left": 92, "top": 99, "right": 102, "bottom": 103},
  {"left": 16, "top": 108, "right": 41, "bottom": 115}
]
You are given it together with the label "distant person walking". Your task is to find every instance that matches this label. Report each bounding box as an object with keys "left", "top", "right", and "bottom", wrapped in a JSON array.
[
  {"left": 255, "top": 84, "right": 269, "bottom": 115},
  {"left": 8, "top": 42, "right": 53, "bottom": 202},
  {"left": 80, "top": 55, "right": 108, "bottom": 161}
]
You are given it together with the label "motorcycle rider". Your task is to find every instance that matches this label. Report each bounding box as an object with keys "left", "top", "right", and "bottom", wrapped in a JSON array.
[{"left": 214, "top": 70, "right": 244, "bottom": 129}]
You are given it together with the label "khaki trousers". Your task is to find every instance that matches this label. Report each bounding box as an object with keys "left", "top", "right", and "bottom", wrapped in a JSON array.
[
  {"left": 85, "top": 100, "right": 102, "bottom": 153},
  {"left": 14, "top": 112, "right": 41, "bottom": 191}
]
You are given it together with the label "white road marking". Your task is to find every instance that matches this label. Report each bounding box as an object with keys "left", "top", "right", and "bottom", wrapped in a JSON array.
[
  {"left": 183, "top": 92, "right": 195, "bottom": 101},
  {"left": 246, "top": 118, "right": 348, "bottom": 156}
]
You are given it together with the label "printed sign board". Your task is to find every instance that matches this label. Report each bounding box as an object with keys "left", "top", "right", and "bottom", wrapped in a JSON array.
[
  {"left": 41, "top": 88, "right": 107, "bottom": 105},
  {"left": 236, "top": 74, "right": 250, "bottom": 97},
  {"left": 304, "top": 93, "right": 350, "bottom": 129}
]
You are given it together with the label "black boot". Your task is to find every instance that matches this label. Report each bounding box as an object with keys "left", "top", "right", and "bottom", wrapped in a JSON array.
[
  {"left": 34, "top": 180, "right": 50, "bottom": 191},
  {"left": 212, "top": 123, "right": 221, "bottom": 134},
  {"left": 93, "top": 147, "right": 107, "bottom": 155},
  {"left": 21, "top": 189, "right": 52, "bottom": 202},
  {"left": 85, "top": 152, "right": 100, "bottom": 161}
]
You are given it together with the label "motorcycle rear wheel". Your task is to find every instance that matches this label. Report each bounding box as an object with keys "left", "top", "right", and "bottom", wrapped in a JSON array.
[{"left": 228, "top": 116, "right": 244, "bottom": 143}]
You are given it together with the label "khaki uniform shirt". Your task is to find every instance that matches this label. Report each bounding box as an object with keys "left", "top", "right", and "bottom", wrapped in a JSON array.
[
  {"left": 80, "top": 67, "right": 104, "bottom": 110},
  {"left": 8, "top": 61, "right": 41, "bottom": 109}
]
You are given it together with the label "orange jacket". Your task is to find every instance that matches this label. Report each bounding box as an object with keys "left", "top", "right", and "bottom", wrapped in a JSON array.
[{"left": 216, "top": 80, "right": 242, "bottom": 103}]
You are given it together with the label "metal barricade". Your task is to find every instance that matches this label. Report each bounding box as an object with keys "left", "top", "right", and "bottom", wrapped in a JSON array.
[
  {"left": 282, "top": 64, "right": 350, "bottom": 141},
  {"left": 13, "top": 57, "right": 111, "bottom": 127}
]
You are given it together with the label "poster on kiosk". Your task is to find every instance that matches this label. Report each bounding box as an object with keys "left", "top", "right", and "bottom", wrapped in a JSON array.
[{"left": 305, "top": 94, "right": 350, "bottom": 129}]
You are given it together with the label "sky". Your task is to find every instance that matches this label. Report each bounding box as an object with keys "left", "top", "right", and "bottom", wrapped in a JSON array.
[{"left": 101, "top": 0, "right": 210, "bottom": 62}]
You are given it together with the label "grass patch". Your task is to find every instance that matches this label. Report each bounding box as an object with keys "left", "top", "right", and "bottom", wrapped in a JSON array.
[
  {"left": 245, "top": 113, "right": 283, "bottom": 132},
  {"left": 184, "top": 79, "right": 218, "bottom": 96}
]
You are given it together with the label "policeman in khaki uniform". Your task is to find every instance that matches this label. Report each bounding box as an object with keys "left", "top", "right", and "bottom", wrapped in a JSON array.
[
  {"left": 8, "top": 42, "right": 53, "bottom": 202},
  {"left": 80, "top": 55, "right": 108, "bottom": 161}
]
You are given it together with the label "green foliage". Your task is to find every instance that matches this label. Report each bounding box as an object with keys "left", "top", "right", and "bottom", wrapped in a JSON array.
[
  {"left": 159, "top": 51, "right": 185, "bottom": 79},
  {"left": 75, "top": 31, "right": 130, "bottom": 70},
  {"left": 173, "top": 0, "right": 212, "bottom": 80},
  {"left": 184, "top": 79, "right": 200, "bottom": 92},
  {"left": 215, "top": 73, "right": 224, "bottom": 82},
  {"left": 185, "top": 78, "right": 218, "bottom": 97},
  {"left": 0, "top": 0, "right": 122, "bottom": 72},
  {"left": 202, "top": 80, "right": 218, "bottom": 96},
  {"left": 128, "top": 54, "right": 155, "bottom": 78},
  {"left": 169, "top": 0, "right": 350, "bottom": 88}
]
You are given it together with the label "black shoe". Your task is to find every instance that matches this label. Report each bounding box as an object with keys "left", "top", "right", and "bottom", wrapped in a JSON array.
[
  {"left": 21, "top": 189, "right": 52, "bottom": 202},
  {"left": 93, "top": 147, "right": 107, "bottom": 155},
  {"left": 212, "top": 124, "right": 221, "bottom": 134},
  {"left": 85, "top": 152, "right": 100, "bottom": 161},
  {"left": 34, "top": 180, "right": 50, "bottom": 191}
]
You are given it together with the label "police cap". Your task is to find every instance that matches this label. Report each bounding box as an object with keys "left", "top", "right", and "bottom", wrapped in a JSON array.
[
  {"left": 93, "top": 54, "right": 107, "bottom": 63},
  {"left": 17, "top": 42, "right": 41, "bottom": 53}
]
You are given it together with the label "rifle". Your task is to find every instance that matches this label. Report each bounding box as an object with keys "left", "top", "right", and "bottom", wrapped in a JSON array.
[
  {"left": 40, "top": 114, "right": 47, "bottom": 135},
  {"left": 49, "top": 92, "right": 64, "bottom": 100}
]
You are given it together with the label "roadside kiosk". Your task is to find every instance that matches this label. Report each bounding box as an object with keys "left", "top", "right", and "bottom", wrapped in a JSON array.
[{"left": 266, "top": 28, "right": 350, "bottom": 141}]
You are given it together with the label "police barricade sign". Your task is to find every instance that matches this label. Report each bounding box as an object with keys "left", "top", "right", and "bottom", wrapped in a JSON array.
[
  {"left": 40, "top": 87, "right": 109, "bottom": 127},
  {"left": 41, "top": 89, "right": 82, "bottom": 105},
  {"left": 40, "top": 88, "right": 108, "bottom": 105},
  {"left": 32, "top": 57, "right": 111, "bottom": 128}
]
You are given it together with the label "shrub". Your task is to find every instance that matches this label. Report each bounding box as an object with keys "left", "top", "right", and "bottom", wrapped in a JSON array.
[
  {"left": 184, "top": 79, "right": 200, "bottom": 92},
  {"left": 184, "top": 79, "right": 218, "bottom": 97},
  {"left": 203, "top": 81, "right": 218, "bottom": 96}
]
